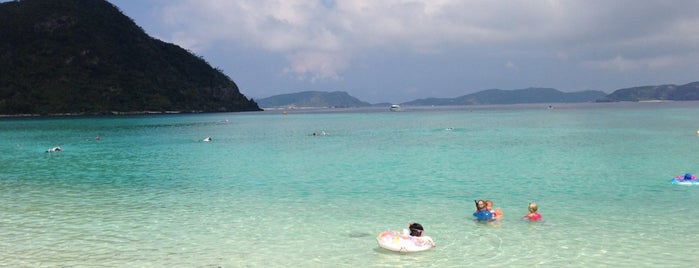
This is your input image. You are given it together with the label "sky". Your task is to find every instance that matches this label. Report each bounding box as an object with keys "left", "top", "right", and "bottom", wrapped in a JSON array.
[{"left": 105, "top": 0, "right": 699, "bottom": 103}]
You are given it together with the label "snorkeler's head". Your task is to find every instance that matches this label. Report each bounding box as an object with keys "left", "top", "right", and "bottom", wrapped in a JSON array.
[{"left": 476, "top": 200, "right": 486, "bottom": 210}]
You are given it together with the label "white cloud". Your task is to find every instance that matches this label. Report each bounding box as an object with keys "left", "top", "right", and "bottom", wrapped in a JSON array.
[
  {"left": 283, "top": 51, "right": 348, "bottom": 81},
  {"left": 584, "top": 54, "right": 697, "bottom": 71},
  {"left": 585, "top": 55, "right": 640, "bottom": 71},
  {"left": 151, "top": 0, "right": 699, "bottom": 82}
]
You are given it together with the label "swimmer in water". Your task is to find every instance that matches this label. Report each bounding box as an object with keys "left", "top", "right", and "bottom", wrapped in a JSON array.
[
  {"left": 46, "top": 146, "right": 62, "bottom": 153},
  {"left": 524, "top": 202, "right": 542, "bottom": 221}
]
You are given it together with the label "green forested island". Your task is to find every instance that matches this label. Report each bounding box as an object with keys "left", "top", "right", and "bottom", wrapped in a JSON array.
[
  {"left": 259, "top": 83, "right": 699, "bottom": 109},
  {"left": 403, "top": 87, "right": 606, "bottom": 106},
  {"left": 0, "top": 0, "right": 260, "bottom": 115},
  {"left": 597, "top": 82, "right": 699, "bottom": 102},
  {"left": 256, "top": 91, "right": 371, "bottom": 108}
]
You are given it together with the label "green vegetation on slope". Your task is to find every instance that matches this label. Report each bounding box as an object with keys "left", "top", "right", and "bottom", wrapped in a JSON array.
[
  {"left": 256, "top": 91, "right": 371, "bottom": 108},
  {"left": 598, "top": 82, "right": 699, "bottom": 102},
  {"left": 0, "top": 0, "right": 260, "bottom": 115}
]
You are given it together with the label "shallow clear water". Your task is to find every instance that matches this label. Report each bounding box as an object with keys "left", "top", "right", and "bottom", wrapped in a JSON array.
[{"left": 2, "top": 102, "right": 699, "bottom": 267}]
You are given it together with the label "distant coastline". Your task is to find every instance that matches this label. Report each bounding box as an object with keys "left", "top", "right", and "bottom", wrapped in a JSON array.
[{"left": 256, "top": 82, "right": 699, "bottom": 110}]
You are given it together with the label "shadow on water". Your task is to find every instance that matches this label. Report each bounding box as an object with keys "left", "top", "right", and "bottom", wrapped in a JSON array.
[{"left": 348, "top": 231, "right": 372, "bottom": 238}]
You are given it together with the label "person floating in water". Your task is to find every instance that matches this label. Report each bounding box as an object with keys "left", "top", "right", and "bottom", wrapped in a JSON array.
[
  {"left": 524, "top": 202, "right": 542, "bottom": 221},
  {"left": 474, "top": 200, "right": 485, "bottom": 212},
  {"left": 403, "top": 222, "right": 425, "bottom": 237},
  {"left": 683, "top": 173, "right": 695, "bottom": 181},
  {"left": 46, "top": 146, "right": 62, "bottom": 153},
  {"left": 485, "top": 200, "right": 503, "bottom": 220},
  {"left": 203, "top": 137, "right": 212, "bottom": 142},
  {"left": 473, "top": 199, "right": 493, "bottom": 221}
]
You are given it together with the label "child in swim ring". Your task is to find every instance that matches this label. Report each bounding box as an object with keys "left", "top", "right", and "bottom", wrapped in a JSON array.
[
  {"left": 473, "top": 199, "right": 493, "bottom": 221},
  {"left": 409, "top": 222, "right": 424, "bottom": 237},
  {"left": 524, "top": 202, "right": 542, "bottom": 221},
  {"left": 403, "top": 222, "right": 424, "bottom": 237},
  {"left": 485, "top": 200, "right": 503, "bottom": 220}
]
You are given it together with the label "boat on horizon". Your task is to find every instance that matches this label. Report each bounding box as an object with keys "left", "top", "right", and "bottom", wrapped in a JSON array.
[{"left": 390, "top": 104, "right": 403, "bottom": 111}]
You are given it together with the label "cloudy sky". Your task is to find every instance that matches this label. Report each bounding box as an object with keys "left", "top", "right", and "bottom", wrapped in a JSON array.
[{"left": 107, "top": 0, "right": 699, "bottom": 103}]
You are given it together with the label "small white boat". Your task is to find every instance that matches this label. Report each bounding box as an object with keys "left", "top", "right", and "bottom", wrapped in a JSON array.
[
  {"left": 390, "top": 104, "right": 403, "bottom": 111},
  {"left": 203, "top": 137, "right": 212, "bottom": 142}
]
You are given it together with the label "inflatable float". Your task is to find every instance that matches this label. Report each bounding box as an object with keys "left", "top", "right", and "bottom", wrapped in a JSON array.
[
  {"left": 492, "top": 208, "right": 503, "bottom": 219},
  {"left": 473, "top": 210, "right": 493, "bottom": 221},
  {"left": 671, "top": 173, "right": 698, "bottom": 185},
  {"left": 376, "top": 230, "right": 435, "bottom": 253}
]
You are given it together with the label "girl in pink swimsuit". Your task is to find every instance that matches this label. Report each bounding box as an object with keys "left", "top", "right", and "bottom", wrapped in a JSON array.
[{"left": 524, "top": 202, "right": 542, "bottom": 221}]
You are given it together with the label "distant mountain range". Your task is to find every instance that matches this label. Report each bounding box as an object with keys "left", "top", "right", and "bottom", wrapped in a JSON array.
[
  {"left": 403, "top": 88, "right": 606, "bottom": 106},
  {"left": 258, "top": 82, "right": 699, "bottom": 109}
]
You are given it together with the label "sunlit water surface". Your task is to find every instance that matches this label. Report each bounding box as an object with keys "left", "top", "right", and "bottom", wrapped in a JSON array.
[{"left": 2, "top": 102, "right": 699, "bottom": 267}]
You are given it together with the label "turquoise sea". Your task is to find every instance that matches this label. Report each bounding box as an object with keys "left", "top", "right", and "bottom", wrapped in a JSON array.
[{"left": 2, "top": 102, "right": 699, "bottom": 267}]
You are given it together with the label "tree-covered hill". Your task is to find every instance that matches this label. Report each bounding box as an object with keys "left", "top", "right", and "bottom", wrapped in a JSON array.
[
  {"left": 403, "top": 88, "right": 606, "bottom": 106},
  {"left": 256, "top": 91, "right": 371, "bottom": 108},
  {"left": 0, "top": 0, "right": 260, "bottom": 115},
  {"left": 597, "top": 81, "right": 699, "bottom": 102}
]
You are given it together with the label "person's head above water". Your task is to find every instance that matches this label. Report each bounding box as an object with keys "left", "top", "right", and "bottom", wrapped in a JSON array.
[
  {"left": 528, "top": 202, "right": 538, "bottom": 213},
  {"left": 476, "top": 200, "right": 486, "bottom": 211},
  {"left": 408, "top": 222, "right": 424, "bottom": 237}
]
